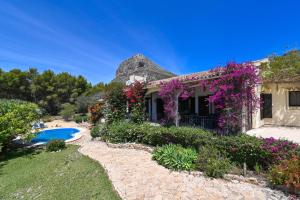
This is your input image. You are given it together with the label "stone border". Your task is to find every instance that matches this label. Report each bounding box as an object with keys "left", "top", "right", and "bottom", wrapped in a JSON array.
[
  {"left": 104, "top": 141, "right": 268, "bottom": 186},
  {"left": 106, "top": 142, "right": 154, "bottom": 153},
  {"left": 224, "top": 174, "right": 266, "bottom": 186}
]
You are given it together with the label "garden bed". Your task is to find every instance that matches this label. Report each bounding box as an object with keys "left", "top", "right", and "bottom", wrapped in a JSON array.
[
  {"left": 105, "top": 140, "right": 269, "bottom": 186},
  {"left": 93, "top": 121, "right": 300, "bottom": 196}
]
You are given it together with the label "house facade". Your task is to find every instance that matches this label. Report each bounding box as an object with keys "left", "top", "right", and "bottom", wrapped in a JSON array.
[
  {"left": 251, "top": 59, "right": 300, "bottom": 128},
  {"left": 253, "top": 82, "right": 300, "bottom": 128},
  {"left": 145, "top": 71, "right": 220, "bottom": 130},
  {"left": 143, "top": 60, "right": 300, "bottom": 131}
]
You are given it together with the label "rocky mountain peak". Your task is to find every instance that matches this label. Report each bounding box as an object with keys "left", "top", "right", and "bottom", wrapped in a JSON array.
[{"left": 113, "top": 54, "right": 175, "bottom": 83}]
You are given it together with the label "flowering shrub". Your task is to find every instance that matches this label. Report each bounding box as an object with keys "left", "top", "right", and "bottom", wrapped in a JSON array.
[
  {"left": 103, "top": 82, "right": 127, "bottom": 124},
  {"left": 262, "top": 137, "right": 299, "bottom": 165},
  {"left": 124, "top": 81, "right": 145, "bottom": 123},
  {"left": 158, "top": 79, "right": 190, "bottom": 126},
  {"left": 268, "top": 156, "right": 300, "bottom": 194},
  {"left": 214, "top": 136, "right": 299, "bottom": 169},
  {"left": 199, "top": 62, "right": 260, "bottom": 134},
  {"left": 124, "top": 81, "right": 145, "bottom": 106},
  {"left": 88, "top": 102, "right": 104, "bottom": 124}
]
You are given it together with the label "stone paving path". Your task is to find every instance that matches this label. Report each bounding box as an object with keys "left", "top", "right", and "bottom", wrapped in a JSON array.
[
  {"left": 75, "top": 131, "right": 290, "bottom": 200},
  {"left": 247, "top": 126, "right": 300, "bottom": 144}
]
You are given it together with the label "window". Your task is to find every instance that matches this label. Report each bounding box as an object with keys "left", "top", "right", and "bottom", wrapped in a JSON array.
[
  {"left": 289, "top": 91, "right": 300, "bottom": 107},
  {"left": 179, "top": 97, "right": 195, "bottom": 115}
]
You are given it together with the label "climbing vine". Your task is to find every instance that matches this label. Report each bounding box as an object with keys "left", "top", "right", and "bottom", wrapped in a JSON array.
[
  {"left": 199, "top": 62, "right": 261, "bottom": 134},
  {"left": 158, "top": 79, "right": 190, "bottom": 126}
]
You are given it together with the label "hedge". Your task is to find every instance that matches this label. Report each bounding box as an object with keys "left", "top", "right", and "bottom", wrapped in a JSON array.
[
  {"left": 103, "top": 121, "right": 300, "bottom": 169},
  {"left": 103, "top": 121, "right": 213, "bottom": 148}
]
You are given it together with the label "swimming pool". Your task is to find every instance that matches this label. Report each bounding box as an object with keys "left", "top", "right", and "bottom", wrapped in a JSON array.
[{"left": 31, "top": 128, "right": 80, "bottom": 144}]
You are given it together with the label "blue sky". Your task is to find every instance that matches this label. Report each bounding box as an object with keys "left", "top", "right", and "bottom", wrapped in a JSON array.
[{"left": 0, "top": 0, "right": 299, "bottom": 84}]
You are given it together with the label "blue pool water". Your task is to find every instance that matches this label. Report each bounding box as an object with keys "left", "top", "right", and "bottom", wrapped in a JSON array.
[{"left": 31, "top": 128, "right": 80, "bottom": 143}]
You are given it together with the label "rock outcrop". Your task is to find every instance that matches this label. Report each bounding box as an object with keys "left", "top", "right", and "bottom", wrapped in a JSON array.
[{"left": 113, "top": 54, "right": 175, "bottom": 83}]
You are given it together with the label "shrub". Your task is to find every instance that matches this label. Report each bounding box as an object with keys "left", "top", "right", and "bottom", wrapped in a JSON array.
[
  {"left": 197, "top": 146, "right": 232, "bottom": 178},
  {"left": 212, "top": 135, "right": 269, "bottom": 169},
  {"left": 152, "top": 144, "right": 197, "bottom": 171},
  {"left": 90, "top": 124, "right": 106, "bottom": 138},
  {"left": 59, "top": 103, "right": 77, "bottom": 121},
  {"left": 171, "top": 126, "right": 213, "bottom": 147},
  {"left": 76, "top": 92, "right": 103, "bottom": 113},
  {"left": 46, "top": 140, "right": 66, "bottom": 151},
  {"left": 124, "top": 81, "right": 146, "bottom": 124},
  {"left": 105, "top": 122, "right": 147, "bottom": 143},
  {"left": 42, "top": 115, "right": 54, "bottom": 122},
  {"left": 212, "top": 135, "right": 300, "bottom": 169},
  {"left": 103, "top": 122, "right": 300, "bottom": 171},
  {"left": 130, "top": 102, "right": 144, "bottom": 124},
  {"left": 74, "top": 114, "right": 88, "bottom": 123},
  {"left": 268, "top": 156, "right": 300, "bottom": 194},
  {"left": 261, "top": 137, "right": 299, "bottom": 165},
  {"left": 0, "top": 99, "right": 40, "bottom": 152},
  {"left": 104, "top": 121, "right": 213, "bottom": 147},
  {"left": 103, "top": 82, "right": 127, "bottom": 124},
  {"left": 88, "top": 102, "right": 104, "bottom": 124}
]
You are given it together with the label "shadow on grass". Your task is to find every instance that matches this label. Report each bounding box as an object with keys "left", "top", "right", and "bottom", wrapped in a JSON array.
[{"left": 0, "top": 146, "right": 43, "bottom": 174}]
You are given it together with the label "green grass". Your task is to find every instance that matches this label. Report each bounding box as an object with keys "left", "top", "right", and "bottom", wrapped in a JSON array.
[{"left": 0, "top": 145, "right": 120, "bottom": 200}]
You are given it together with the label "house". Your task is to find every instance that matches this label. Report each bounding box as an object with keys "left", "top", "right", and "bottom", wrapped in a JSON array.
[
  {"left": 143, "top": 59, "right": 300, "bottom": 131},
  {"left": 144, "top": 70, "right": 220, "bottom": 130},
  {"left": 252, "top": 60, "right": 300, "bottom": 128}
]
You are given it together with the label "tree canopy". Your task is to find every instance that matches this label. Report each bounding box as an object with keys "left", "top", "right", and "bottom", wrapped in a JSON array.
[
  {"left": 0, "top": 99, "right": 40, "bottom": 152},
  {"left": 0, "top": 68, "right": 91, "bottom": 114},
  {"left": 261, "top": 50, "right": 300, "bottom": 82}
]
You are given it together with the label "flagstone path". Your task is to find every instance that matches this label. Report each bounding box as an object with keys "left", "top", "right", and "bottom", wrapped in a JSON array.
[{"left": 75, "top": 129, "right": 289, "bottom": 200}]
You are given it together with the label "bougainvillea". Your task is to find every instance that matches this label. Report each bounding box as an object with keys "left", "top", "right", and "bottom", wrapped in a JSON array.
[
  {"left": 124, "top": 81, "right": 146, "bottom": 123},
  {"left": 199, "top": 62, "right": 261, "bottom": 134},
  {"left": 262, "top": 137, "right": 299, "bottom": 165},
  {"left": 158, "top": 79, "right": 190, "bottom": 126}
]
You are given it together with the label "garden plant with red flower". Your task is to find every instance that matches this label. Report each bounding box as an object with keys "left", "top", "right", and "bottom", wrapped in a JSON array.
[
  {"left": 268, "top": 155, "right": 300, "bottom": 194},
  {"left": 124, "top": 81, "right": 146, "bottom": 123}
]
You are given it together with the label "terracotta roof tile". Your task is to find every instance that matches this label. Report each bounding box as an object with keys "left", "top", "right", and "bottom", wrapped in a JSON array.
[{"left": 146, "top": 70, "right": 220, "bottom": 88}]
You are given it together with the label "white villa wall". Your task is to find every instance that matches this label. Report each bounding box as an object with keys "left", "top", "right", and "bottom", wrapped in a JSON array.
[{"left": 253, "top": 82, "right": 300, "bottom": 128}]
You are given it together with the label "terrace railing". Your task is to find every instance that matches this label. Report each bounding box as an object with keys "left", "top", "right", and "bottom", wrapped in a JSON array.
[{"left": 179, "top": 115, "right": 217, "bottom": 130}]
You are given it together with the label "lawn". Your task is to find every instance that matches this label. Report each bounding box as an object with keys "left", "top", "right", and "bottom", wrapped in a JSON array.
[{"left": 0, "top": 145, "right": 120, "bottom": 200}]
